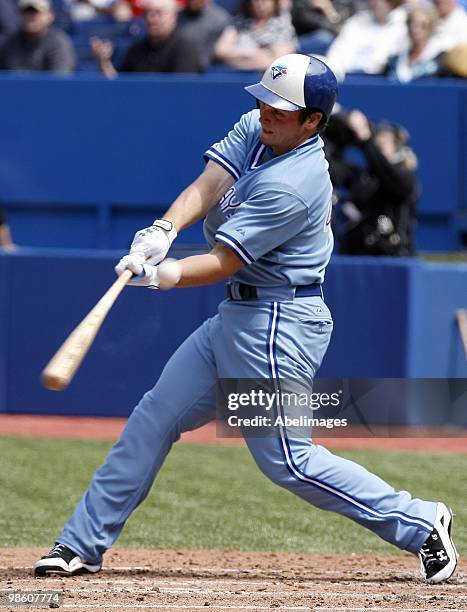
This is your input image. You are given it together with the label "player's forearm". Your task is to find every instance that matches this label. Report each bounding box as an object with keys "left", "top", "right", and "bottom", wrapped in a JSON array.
[
  {"left": 174, "top": 254, "right": 229, "bottom": 287},
  {"left": 163, "top": 162, "right": 234, "bottom": 233},
  {"left": 162, "top": 184, "right": 212, "bottom": 233},
  {"left": 168, "top": 245, "right": 243, "bottom": 288}
]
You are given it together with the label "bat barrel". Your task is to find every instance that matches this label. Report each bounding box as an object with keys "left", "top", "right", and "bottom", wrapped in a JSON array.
[
  {"left": 41, "top": 371, "right": 71, "bottom": 392},
  {"left": 41, "top": 270, "right": 133, "bottom": 392}
]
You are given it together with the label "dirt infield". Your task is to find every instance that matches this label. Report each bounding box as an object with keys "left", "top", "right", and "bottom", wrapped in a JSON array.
[
  {"left": 1, "top": 548, "right": 466, "bottom": 611},
  {"left": 0, "top": 415, "right": 466, "bottom": 453}
]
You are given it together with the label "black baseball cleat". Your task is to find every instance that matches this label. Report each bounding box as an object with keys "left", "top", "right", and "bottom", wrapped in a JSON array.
[
  {"left": 418, "top": 503, "right": 459, "bottom": 584},
  {"left": 34, "top": 543, "right": 101, "bottom": 577}
]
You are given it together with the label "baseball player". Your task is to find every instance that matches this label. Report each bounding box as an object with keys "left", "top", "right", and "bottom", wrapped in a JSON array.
[{"left": 34, "top": 54, "right": 458, "bottom": 584}]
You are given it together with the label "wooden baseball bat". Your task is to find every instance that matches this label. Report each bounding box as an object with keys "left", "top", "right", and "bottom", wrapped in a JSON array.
[
  {"left": 41, "top": 269, "right": 133, "bottom": 391},
  {"left": 456, "top": 308, "right": 467, "bottom": 359}
]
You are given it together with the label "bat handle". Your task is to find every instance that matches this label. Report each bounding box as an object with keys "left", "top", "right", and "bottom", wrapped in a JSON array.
[{"left": 107, "top": 268, "right": 134, "bottom": 296}]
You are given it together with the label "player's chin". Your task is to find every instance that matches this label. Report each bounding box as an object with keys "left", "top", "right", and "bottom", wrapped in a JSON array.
[{"left": 260, "top": 130, "right": 274, "bottom": 145}]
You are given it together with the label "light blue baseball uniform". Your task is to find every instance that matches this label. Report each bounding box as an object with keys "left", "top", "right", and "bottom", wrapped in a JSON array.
[
  {"left": 58, "top": 110, "right": 436, "bottom": 564},
  {"left": 204, "top": 109, "right": 333, "bottom": 288}
]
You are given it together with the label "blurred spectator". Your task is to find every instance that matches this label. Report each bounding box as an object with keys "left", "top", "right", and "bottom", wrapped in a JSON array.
[
  {"left": 178, "top": 0, "right": 231, "bottom": 68},
  {"left": 430, "top": 0, "right": 467, "bottom": 53},
  {"left": 90, "top": 0, "right": 202, "bottom": 76},
  {"left": 386, "top": 5, "right": 441, "bottom": 81},
  {"left": 63, "top": 0, "right": 132, "bottom": 22},
  {"left": 0, "top": 0, "right": 19, "bottom": 46},
  {"left": 326, "top": 109, "right": 418, "bottom": 256},
  {"left": 292, "top": 0, "right": 342, "bottom": 37},
  {"left": 325, "top": 0, "right": 407, "bottom": 79},
  {"left": 291, "top": 0, "right": 365, "bottom": 39},
  {"left": 214, "top": 0, "right": 297, "bottom": 71},
  {"left": 0, "top": 0, "right": 75, "bottom": 72},
  {"left": 441, "top": 42, "right": 467, "bottom": 77},
  {"left": 0, "top": 208, "right": 15, "bottom": 251},
  {"left": 291, "top": 0, "right": 369, "bottom": 55}
]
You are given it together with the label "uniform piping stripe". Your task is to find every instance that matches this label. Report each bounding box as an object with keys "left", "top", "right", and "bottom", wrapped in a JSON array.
[
  {"left": 249, "top": 135, "right": 319, "bottom": 172},
  {"left": 204, "top": 149, "right": 240, "bottom": 180},
  {"left": 215, "top": 231, "right": 255, "bottom": 265},
  {"left": 250, "top": 143, "right": 266, "bottom": 170},
  {"left": 268, "top": 303, "right": 279, "bottom": 379},
  {"left": 266, "top": 307, "right": 274, "bottom": 379},
  {"left": 266, "top": 302, "right": 433, "bottom": 534},
  {"left": 295, "top": 135, "right": 319, "bottom": 151}
]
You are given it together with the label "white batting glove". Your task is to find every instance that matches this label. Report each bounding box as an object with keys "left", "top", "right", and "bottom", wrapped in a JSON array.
[
  {"left": 129, "top": 219, "right": 177, "bottom": 265},
  {"left": 115, "top": 252, "right": 145, "bottom": 277},
  {"left": 114, "top": 253, "right": 160, "bottom": 289},
  {"left": 128, "top": 264, "right": 159, "bottom": 289}
]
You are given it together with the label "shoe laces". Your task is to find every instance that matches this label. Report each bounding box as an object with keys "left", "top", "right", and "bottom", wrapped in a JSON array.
[{"left": 49, "top": 543, "right": 67, "bottom": 557}]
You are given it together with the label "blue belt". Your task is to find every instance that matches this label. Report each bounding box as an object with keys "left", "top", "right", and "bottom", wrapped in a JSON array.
[{"left": 226, "top": 282, "right": 324, "bottom": 301}]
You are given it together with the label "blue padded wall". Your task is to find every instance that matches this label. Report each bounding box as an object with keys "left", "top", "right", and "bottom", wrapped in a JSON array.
[{"left": 1, "top": 249, "right": 466, "bottom": 419}]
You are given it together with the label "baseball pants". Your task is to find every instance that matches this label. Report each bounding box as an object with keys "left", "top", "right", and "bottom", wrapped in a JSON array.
[{"left": 59, "top": 296, "right": 436, "bottom": 564}]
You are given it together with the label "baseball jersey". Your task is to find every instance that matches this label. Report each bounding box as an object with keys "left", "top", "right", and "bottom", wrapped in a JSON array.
[{"left": 203, "top": 109, "right": 334, "bottom": 287}]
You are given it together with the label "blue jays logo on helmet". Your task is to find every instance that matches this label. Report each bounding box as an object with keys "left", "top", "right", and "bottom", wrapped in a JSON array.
[{"left": 271, "top": 65, "right": 287, "bottom": 80}]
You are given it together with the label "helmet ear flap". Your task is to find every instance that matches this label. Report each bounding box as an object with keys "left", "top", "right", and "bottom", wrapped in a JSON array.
[{"left": 303, "top": 56, "right": 338, "bottom": 121}]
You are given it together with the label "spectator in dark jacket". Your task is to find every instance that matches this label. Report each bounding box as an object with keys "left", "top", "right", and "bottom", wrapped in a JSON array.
[
  {"left": 0, "top": 0, "right": 18, "bottom": 46},
  {"left": 178, "top": 0, "right": 231, "bottom": 68},
  {"left": 90, "top": 0, "right": 202, "bottom": 76},
  {"left": 328, "top": 109, "right": 418, "bottom": 256},
  {"left": 0, "top": 0, "right": 75, "bottom": 72},
  {"left": 292, "top": 0, "right": 365, "bottom": 35}
]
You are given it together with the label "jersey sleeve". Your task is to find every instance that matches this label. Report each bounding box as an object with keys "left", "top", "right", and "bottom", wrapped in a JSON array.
[
  {"left": 214, "top": 187, "right": 308, "bottom": 265},
  {"left": 204, "top": 112, "right": 254, "bottom": 181}
]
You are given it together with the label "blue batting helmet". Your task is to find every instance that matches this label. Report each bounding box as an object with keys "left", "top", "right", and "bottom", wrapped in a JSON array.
[{"left": 245, "top": 54, "right": 338, "bottom": 119}]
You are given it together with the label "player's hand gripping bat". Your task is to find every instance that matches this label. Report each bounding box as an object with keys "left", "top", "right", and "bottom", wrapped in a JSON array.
[{"left": 41, "top": 269, "right": 133, "bottom": 391}]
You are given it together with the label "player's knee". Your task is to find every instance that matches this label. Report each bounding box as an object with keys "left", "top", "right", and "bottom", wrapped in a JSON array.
[
  {"left": 249, "top": 438, "right": 319, "bottom": 487},
  {"left": 255, "top": 457, "right": 292, "bottom": 488}
]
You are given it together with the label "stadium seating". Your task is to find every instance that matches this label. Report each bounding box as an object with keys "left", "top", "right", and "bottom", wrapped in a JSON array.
[
  {"left": 69, "top": 17, "right": 145, "bottom": 71},
  {"left": 0, "top": 74, "right": 465, "bottom": 251}
]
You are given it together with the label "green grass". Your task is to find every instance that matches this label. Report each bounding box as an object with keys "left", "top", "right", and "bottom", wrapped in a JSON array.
[
  {"left": 419, "top": 252, "right": 467, "bottom": 262},
  {"left": 0, "top": 437, "right": 465, "bottom": 555}
]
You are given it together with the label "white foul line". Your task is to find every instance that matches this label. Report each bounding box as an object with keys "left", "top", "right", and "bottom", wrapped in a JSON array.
[
  {"left": 62, "top": 605, "right": 310, "bottom": 610},
  {"left": 75, "top": 578, "right": 467, "bottom": 591},
  {"left": 83, "top": 579, "right": 270, "bottom": 586},
  {"left": 59, "top": 587, "right": 467, "bottom": 602},
  {"left": 314, "top": 609, "right": 467, "bottom": 612},
  {"left": 61, "top": 606, "right": 467, "bottom": 612},
  {"left": 0, "top": 565, "right": 282, "bottom": 574}
]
